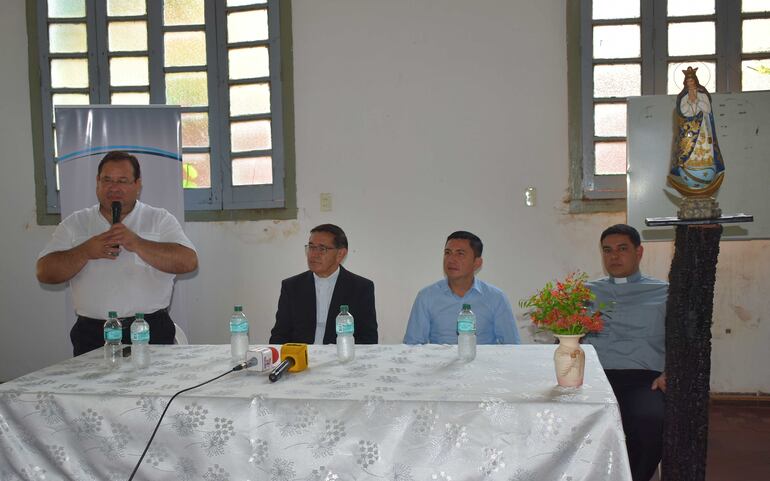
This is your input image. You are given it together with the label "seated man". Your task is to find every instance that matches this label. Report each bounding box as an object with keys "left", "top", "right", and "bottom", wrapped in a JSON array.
[
  {"left": 403, "top": 231, "right": 520, "bottom": 344},
  {"left": 270, "top": 224, "right": 377, "bottom": 344},
  {"left": 37, "top": 151, "right": 198, "bottom": 355},
  {"left": 584, "top": 224, "right": 667, "bottom": 481}
]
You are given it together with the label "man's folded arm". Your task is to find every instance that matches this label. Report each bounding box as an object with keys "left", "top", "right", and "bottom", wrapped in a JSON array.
[
  {"left": 354, "top": 281, "right": 378, "bottom": 344},
  {"left": 494, "top": 296, "right": 521, "bottom": 344},
  {"left": 36, "top": 247, "right": 90, "bottom": 284},
  {"left": 270, "top": 281, "right": 292, "bottom": 344},
  {"left": 132, "top": 239, "right": 198, "bottom": 274},
  {"left": 403, "top": 294, "right": 430, "bottom": 345},
  {"left": 36, "top": 231, "right": 112, "bottom": 284}
]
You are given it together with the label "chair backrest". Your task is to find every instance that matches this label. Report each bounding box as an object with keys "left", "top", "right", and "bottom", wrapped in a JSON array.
[{"left": 174, "top": 322, "right": 189, "bottom": 345}]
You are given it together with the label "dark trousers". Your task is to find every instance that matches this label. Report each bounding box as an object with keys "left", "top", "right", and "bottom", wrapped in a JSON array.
[
  {"left": 605, "top": 369, "right": 665, "bottom": 481},
  {"left": 70, "top": 309, "right": 176, "bottom": 356}
]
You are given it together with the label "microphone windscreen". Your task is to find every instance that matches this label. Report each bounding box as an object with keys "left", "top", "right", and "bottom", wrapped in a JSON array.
[
  {"left": 111, "top": 201, "right": 122, "bottom": 224},
  {"left": 281, "top": 343, "right": 308, "bottom": 372}
]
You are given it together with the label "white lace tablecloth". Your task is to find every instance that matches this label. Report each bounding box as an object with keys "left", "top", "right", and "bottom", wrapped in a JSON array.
[{"left": 0, "top": 344, "right": 631, "bottom": 481}]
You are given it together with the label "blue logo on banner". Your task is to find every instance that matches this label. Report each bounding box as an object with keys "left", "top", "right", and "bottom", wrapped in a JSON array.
[{"left": 57, "top": 145, "right": 182, "bottom": 164}]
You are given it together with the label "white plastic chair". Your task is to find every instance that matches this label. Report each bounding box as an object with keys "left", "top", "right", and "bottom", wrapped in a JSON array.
[{"left": 174, "top": 322, "right": 189, "bottom": 344}]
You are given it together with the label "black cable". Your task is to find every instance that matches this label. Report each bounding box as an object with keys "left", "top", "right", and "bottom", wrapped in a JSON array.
[{"left": 127, "top": 362, "right": 249, "bottom": 481}]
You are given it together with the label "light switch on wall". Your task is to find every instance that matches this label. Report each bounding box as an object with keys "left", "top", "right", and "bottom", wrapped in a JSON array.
[{"left": 320, "top": 193, "right": 332, "bottom": 212}]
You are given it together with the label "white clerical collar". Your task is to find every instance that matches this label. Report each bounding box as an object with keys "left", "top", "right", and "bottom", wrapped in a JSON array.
[
  {"left": 313, "top": 266, "right": 340, "bottom": 284},
  {"left": 610, "top": 271, "right": 642, "bottom": 284}
]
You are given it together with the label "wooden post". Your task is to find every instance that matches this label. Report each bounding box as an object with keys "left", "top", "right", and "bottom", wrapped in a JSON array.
[{"left": 662, "top": 224, "right": 723, "bottom": 481}]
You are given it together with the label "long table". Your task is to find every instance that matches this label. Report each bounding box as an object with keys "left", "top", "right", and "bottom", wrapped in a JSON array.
[{"left": 0, "top": 344, "right": 631, "bottom": 480}]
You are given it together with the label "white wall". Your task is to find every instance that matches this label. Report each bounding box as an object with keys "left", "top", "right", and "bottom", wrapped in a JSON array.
[
  {"left": 1, "top": 0, "right": 767, "bottom": 392},
  {"left": 0, "top": 0, "right": 75, "bottom": 376}
]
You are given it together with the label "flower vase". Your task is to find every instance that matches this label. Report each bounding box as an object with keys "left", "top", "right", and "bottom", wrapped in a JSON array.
[{"left": 553, "top": 334, "right": 585, "bottom": 387}]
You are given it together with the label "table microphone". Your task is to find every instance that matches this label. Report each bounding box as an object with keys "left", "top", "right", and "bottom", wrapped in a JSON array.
[
  {"left": 111, "top": 201, "right": 122, "bottom": 224},
  {"left": 269, "top": 343, "right": 308, "bottom": 382},
  {"left": 234, "top": 347, "right": 279, "bottom": 372}
]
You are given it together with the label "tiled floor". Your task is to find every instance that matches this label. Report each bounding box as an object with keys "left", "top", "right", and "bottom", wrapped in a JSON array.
[{"left": 706, "top": 400, "right": 770, "bottom": 481}]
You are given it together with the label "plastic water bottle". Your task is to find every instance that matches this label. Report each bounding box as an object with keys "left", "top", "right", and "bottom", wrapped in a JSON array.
[
  {"left": 457, "top": 303, "right": 477, "bottom": 362},
  {"left": 335, "top": 305, "right": 355, "bottom": 362},
  {"left": 230, "top": 305, "right": 250, "bottom": 364},
  {"left": 104, "top": 311, "right": 123, "bottom": 369},
  {"left": 130, "top": 312, "right": 150, "bottom": 369}
]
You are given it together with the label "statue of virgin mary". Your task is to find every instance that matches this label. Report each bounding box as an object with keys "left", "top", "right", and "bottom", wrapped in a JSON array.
[{"left": 668, "top": 66, "right": 725, "bottom": 197}]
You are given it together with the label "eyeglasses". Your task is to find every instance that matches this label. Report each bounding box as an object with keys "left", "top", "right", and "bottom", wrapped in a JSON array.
[
  {"left": 305, "top": 244, "right": 338, "bottom": 255},
  {"left": 99, "top": 177, "right": 135, "bottom": 186}
]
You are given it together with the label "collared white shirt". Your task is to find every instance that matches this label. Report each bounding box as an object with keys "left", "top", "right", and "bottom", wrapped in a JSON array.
[
  {"left": 38, "top": 201, "right": 196, "bottom": 319},
  {"left": 313, "top": 267, "right": 340, "bottom": 344}
]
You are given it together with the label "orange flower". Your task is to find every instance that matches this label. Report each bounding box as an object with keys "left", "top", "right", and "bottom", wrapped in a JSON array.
[{"left": 518, "top": 271, "right": 605, "bottom": 335}]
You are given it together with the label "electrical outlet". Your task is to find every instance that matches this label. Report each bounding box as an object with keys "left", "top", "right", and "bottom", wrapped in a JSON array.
[{"left": 320, "top": 193, "right": 332, "bottom": 212}]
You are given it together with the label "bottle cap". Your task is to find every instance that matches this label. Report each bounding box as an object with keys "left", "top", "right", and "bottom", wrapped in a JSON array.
[
  {"left": 135, "top": 312, "right": 145, "bottom": 319},
  {"left": 462, "top": 304, "right": 471, "bottom": 310},
  {"left": 108, "top": 311, "right": 117, "bottom": 318},
  {"left": 340, "top": 304, "right": 349, "bottom": 312},
  {"left": 234, "top": 305, "right": 243, "bottom": 312}
]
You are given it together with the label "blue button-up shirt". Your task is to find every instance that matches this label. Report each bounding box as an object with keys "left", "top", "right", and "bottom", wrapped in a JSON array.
[
  {"left": 403, "top": 278, "right": 520, "bottom": 345},
  {"left": 584, "top": 271, "right": 668, "bottom": 372}
]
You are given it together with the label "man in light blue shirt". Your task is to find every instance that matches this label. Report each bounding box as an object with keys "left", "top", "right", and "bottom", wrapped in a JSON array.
[
  {"left": 584, "top": 224, "right": 668, "bottom": 481},
  {"left": 403, "top": 231, "right": 520, "bottom": 345}
]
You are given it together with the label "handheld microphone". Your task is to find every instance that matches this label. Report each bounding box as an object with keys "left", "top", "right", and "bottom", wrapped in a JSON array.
[
  {"left": 268, "top": 357, "right": 294, "bottom": 382},
  {"left": 109, "top": 201, "right": 122, "bottom": 254},
  {"left": 269, "top": 343, "right": 308, "bottom": 382},
  {"left": 111, "top": 201, "right": 122, "bottom": 224}
]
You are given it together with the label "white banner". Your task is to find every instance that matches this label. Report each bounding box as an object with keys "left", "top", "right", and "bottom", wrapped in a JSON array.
[{"left": 55, "top": 105, "right": 192, "bottom": 337}]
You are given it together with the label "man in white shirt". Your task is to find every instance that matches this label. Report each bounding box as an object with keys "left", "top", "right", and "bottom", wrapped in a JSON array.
[
  {"left": 37, "top": 151, "right": 198, "bottom": 355},
  {"left": 270, "top": 224, "right": 378, "bottom": 344}
]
